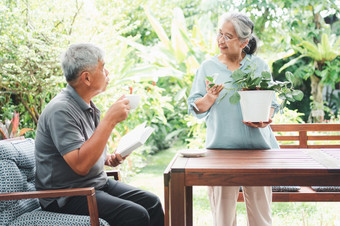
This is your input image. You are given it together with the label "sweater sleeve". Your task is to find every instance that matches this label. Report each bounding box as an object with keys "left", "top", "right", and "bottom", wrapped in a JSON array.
[{"left": 187, "top": 64, "right": 211, "bottom": 119}]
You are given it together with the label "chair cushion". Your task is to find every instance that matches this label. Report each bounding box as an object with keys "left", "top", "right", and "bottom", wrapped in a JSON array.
[
  {"left": 311, "top": 186, "right": 340, "bottom": 192},
  {"left": 0, "top": 141, "right": 19, "bottom": 161},
  {"left": 0, "top": 199, "right": 40, "bottom": 225},
  {"left": 0, "top": 139, "right": 35, "bottom": 180},
  {"left": 11, "top": 139, "right": 35, "bottom": 169},
  {"left": 272, "top": 186, "right": 301, "bottom": 192},
  {"left": 0, "top": 159, "right": 25, "bottom": 193},
  {"left": 0, "top": 139, "right": 39, "bottom": 222},
  {"left": 239, "top": 186, "right": 301, "bottom": 192},
  {"left": 0, "top": 160, "right": 25, "bottom": 210},
  {"left": 10, "top": 209, "right": 110, "bottom": 226}
]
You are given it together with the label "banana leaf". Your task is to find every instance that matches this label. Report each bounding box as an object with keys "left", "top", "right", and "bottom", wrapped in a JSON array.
[{"left": 144, "top": 6, "right": 170, "bottom": 48}]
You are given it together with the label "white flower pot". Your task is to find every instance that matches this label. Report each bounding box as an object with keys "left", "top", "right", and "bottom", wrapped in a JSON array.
[{"left": 238, "top": 90, "right": 274, "bottom": 122}]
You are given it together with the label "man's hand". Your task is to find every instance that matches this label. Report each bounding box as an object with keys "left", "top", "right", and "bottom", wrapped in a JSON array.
[
  {"left": 105, "top": 153, "right": 125, "bottom": 167},
  {"left": 243, "top": 118, "right": 272, "bottom": 128},
  {"left": 105, "top": 95, "right": 130, "bottom": 126}
]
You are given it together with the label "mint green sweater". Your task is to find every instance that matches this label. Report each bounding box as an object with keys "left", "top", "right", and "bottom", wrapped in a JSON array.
[{"left": 188, "top": 55, "right": 280, "bottom": 149}]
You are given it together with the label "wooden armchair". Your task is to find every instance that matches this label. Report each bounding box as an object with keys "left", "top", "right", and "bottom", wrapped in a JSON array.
[{"left": 0, "top": 138, "right": 119, "bottom": 226}]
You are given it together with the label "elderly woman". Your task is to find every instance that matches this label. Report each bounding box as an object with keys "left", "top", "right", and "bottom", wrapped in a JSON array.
[{"left": 187, "top": 12, "right": 279, "bottom": 226}]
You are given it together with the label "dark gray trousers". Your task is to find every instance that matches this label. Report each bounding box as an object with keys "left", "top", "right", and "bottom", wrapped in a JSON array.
[{"left": 43, "top": 179, "right": 164, "bottom": 226}]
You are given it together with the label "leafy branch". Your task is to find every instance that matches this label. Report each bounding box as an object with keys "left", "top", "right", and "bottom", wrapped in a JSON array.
[{"left": 206, "top": 64, "right": 303, "bottom": 109}]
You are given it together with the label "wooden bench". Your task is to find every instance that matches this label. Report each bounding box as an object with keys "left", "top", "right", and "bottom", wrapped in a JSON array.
[{"left": 237, "top": 123, "right": 340, "bottom": 202}]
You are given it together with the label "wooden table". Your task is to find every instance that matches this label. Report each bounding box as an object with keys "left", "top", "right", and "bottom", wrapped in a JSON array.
[{"left": 164, "top": 149, "right": 340, "bottom": 226}]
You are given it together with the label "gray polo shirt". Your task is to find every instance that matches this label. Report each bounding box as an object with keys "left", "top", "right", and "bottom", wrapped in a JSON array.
[{"left": 35, "top": 85, "right": 108, "bottom": 208}]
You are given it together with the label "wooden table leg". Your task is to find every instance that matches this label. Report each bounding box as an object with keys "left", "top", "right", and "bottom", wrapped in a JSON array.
[
  {"left": 164, "top": 172, "right": 170, "bottom": 226},
  {"left": 170, "top": 170, "right": 186, "bottom": 226},
  {"left": 186, "top": 186, "right": 193, "bottom": 226}
]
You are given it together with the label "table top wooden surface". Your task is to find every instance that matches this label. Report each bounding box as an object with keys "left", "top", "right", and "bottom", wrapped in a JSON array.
[
  {"left": 172, "top": 149, "right": 340, "bottom": 170},
  {"left": 169, "top": 149, "right": 340, "bottom": 186}
]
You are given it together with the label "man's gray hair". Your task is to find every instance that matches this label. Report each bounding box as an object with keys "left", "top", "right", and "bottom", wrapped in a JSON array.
[{"left": 61, "top": 43, "right": 105, "bottom": 82}]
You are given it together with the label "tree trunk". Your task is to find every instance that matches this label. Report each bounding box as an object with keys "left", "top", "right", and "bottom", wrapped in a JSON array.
[
  {"left": 309, "top": 74, "right": 324, "bottom": 122},
  {"left": 308, "top": 5, "right": 323, "bottom": 123},
  {"left": 312, "top": 9, "right": 321, "bottom": 44}
]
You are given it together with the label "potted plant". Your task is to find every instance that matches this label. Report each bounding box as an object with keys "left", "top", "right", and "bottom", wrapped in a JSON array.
[{"left": 207, "top": 62, "right": 304, "bottom": 122}]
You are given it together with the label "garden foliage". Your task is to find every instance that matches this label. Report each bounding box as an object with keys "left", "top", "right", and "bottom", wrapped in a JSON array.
[{"left": 0, "top": 0, "right": 339, "bottom": 174}]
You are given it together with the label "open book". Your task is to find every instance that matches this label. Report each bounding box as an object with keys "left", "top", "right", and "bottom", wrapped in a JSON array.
[{"left": 116, "top": 122, "right": 154, "bottom": 157}]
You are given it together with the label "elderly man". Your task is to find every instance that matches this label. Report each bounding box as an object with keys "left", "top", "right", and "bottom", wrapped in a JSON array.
[{"left": 35, "top": 43, "right": 164, "bottom": 226}]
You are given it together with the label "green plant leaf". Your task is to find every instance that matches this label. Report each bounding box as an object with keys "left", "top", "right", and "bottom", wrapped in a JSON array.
[
  {"left": 8, "top": 122, "right": 13, "bottom": 138},
  {"left": 248, "top": 84, "right": 257, "bottom": 90},
  {"left": 206, "top": 76, "right": 213, "bottom": 82},
  {"left": 285, "top": 71, "right": 295, "bottom": 83},
  {"left": 278, "top": 93, "right": 286, "bottom": 100},
  {"left": 217, "top": 90, "right": 229, "bottom": 104},
  {"left": 261, "top": 71, "right": 271, "bottom": 80},
  {"left": 260, "top": 81, "right": 269, "bottom": 89},
  {"left": 245, "top": 76, "right": 252, "bottom": 86},
  {"left": 171, "top": 8, "right": 188, "bottom": 62},
  {"left": 270, "top": 84, "right": 282, "bottom": 91},
  {"left": 302, "top": 40, "right": 322, "bottom": 61},
  {"left": 315, "top": 70, "right": 321, "bottom": 76},
  {"left": 285, "top": 92, "right": 295, "bottom": 102},
  {"left": 164, "top": 128, "right": 186, "bottom": 141},
  {"left": 229, "top": 92, "right": 240, "bottom": 104},
  {"left": 144, "top": 6, "right": 170, "bottom": 48},
  {"left": 231, "top": 69, "right": 246, "bottom": 81},
  {"left": 292, "top": 90, "right": 304, "bottom": 101},
  {"left": 252, "top": 77, "right": 262, "bottom": 86},
  {"left": 278, "top": 55, "right": 305, "bottom": 73},
  {"left": 321, "top": 33, "right": 331, "bottom": 57},
  {"left": 175, "top": 87, "right": 187, "bottom": 102}
]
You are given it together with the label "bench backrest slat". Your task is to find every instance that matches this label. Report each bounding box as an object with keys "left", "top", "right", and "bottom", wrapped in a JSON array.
[{"left": 271, "top": 124, "right": 340, "bottom": 149}]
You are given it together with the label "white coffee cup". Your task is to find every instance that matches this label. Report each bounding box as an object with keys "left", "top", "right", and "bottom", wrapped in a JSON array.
[{"left": 125, "top": 95, "right": 140, "bottom": 110}]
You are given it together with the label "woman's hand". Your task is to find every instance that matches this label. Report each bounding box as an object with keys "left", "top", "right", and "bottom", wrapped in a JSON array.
[
  {"left": 193, "top": 81, "right": 224, "bottom": 113},
  {"left": 205, "top": 80, "right": 224, "bottom": 99},
  {"left": 243, "top": 108, "right": 275, "bottom": 128},
  {"left": 242, "top": 118, "right": 272, "bottom": 128}
]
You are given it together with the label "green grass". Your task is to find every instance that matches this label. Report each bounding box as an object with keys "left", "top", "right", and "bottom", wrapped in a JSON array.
[
  {"left": 125, "top": 144, "right": 179, "bottom": 203},
  {"left": 125, "top": 145, "right": 340, "bottom": 225}
]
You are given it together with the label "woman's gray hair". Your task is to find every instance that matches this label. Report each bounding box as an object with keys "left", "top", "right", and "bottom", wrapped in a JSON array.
[
  {"left": 61, "top": 43, "right": 105, "bottom": 82},
  {"left": 220, "top": 12, "right": 257, "bottom": 54}
]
